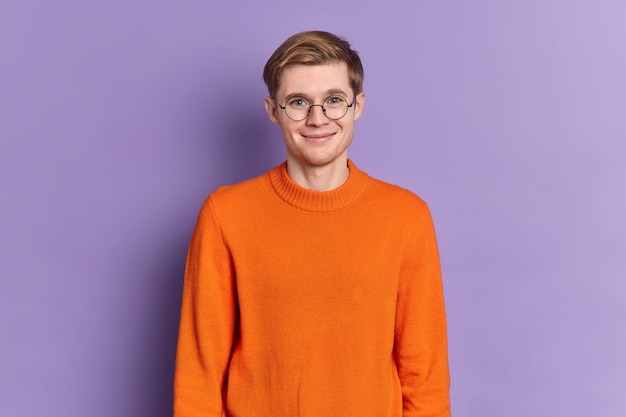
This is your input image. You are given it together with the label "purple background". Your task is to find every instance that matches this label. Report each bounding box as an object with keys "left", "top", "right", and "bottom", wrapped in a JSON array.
[{"left": 1, "top": 1, "right": 625, "bottom": 416}]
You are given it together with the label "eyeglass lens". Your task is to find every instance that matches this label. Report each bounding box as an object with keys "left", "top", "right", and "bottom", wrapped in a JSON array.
[{"left": 284, "top": 96, "right": 351, "bottom": 121}]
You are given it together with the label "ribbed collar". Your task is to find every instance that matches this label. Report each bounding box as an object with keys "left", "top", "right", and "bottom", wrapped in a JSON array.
[{"left": 268, "top": 159, "right": 370, "bottom": 212}]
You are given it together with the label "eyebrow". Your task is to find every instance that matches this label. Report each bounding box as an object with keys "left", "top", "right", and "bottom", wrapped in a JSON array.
[{"left": 283, "top": 89, "right": 349, "bottom": 101}]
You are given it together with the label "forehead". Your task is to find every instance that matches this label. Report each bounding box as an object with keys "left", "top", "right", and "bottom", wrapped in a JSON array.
[{"left": 277, "top": 62, "right": 351, "bottom": 98}]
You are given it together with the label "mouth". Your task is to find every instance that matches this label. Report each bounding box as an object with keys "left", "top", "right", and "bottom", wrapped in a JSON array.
[{"left": 301, "top": 132, "right": 336, "bottom": 142}]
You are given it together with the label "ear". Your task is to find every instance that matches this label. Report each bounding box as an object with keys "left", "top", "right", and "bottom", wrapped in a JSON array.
[
  {"left": 264, "top": 96, "right": 280, "bottom": 125},
  {"left": 353, "top": 92, "right": 366, "bottom": 121}
]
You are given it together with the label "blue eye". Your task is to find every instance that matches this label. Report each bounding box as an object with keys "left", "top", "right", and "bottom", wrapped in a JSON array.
[
  {"left": 288, "top": 98, "right": 308, "bottom": 107},
  {"left": 326, "top": 96, "right": 346, "bottom": 106}
]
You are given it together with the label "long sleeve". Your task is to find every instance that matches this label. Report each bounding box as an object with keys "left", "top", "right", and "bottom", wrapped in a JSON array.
[
  {"left": 173, "top": 162, "right": 451, "bottom": 416},
  {"left": 174, "top": 197, "right": 237, "bottom": 417},
  {"left": 395, "top": 204, "right": 451, "bottom": 417}
]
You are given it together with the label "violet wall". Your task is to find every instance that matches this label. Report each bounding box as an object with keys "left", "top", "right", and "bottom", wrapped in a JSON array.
[{"left": 1, "top": 1, "right": 625, "bottom": 416}]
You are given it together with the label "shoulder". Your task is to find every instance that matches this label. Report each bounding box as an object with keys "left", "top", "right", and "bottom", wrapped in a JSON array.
[
  {"left": 210, "top": 171, "right": 270, "bottom": 204},
  {"left": 360, "top": 173, "right": 439, "bottom": 247},
  {"left": 196, "top": 167, "right": 275, "bottom": 224},
  {"left": 363, "top": 174, "right": 431, "bottom": 215}
]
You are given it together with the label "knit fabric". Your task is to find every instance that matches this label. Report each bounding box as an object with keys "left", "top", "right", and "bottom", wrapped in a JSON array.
[{"left": 174, "top": 160, "right": 450, "bottom": 417}]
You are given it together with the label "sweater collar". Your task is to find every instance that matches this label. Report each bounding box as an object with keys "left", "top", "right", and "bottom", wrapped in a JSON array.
[{"left": 268, "top": 159, "right": 369, "bottom": 212}]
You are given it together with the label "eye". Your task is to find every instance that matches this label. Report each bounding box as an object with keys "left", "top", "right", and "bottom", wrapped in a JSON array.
[
  {"left": 288, "top": 98, "right": 309, "bottom": 108},
  {"left": 326, "top": 96, "right": 346, "bottom": 105}
]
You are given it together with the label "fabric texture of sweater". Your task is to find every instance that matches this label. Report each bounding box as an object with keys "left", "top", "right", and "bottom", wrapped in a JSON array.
[{"left": 174, "top": 160, "right": 450, "bottom": 417}]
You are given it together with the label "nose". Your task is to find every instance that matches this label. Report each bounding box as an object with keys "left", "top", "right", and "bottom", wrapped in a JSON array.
[{"left": 306, "top": 104, "right": 328, "bottom": 126}]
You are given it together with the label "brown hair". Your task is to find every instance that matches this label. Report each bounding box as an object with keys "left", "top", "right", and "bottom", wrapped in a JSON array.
[{"left": 263, "top": 31, "right": 364, "bottom": 98}]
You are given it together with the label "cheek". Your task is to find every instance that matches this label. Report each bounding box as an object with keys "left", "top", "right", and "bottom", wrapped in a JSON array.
[
  {"left": 279, "top": 125, "right": 298, "bottom": 143},
  {"left": 279, "top": 122, "right": 300, "bottom": 137},
  {"left": 338, "top": 121, "right": 354, "bottom": 133}
]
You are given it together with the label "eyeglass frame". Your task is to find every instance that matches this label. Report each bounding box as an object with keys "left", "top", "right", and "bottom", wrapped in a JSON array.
[{"left": 271, "top": 94, "right": 357, "bottom": 121}]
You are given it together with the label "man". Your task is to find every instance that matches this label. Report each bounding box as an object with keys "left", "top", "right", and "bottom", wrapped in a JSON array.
[{"left": 174, "top": 31, "right": 451, "bottom": 417}]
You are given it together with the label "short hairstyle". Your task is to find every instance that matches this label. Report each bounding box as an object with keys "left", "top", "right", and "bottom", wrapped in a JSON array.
[{"left": 263, "top": 31, "right": 364, "bottom": 99}]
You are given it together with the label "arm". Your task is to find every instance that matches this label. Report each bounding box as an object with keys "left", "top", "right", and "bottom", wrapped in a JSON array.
[
  {"left": 395, "top": 203, "right": 451, "bottom": 417},
  {"left": 174, "top": 197, "right": 237, "bottom": 417}
]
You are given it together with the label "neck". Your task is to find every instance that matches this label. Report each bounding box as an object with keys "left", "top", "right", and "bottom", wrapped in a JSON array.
[{"left": 286, "top": 157, "right": 350, "bottom": 191}]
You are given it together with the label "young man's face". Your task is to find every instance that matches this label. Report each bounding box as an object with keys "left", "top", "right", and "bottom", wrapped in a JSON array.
[{"left": 265, "top": 62, "right": 365, "bottom": 172}]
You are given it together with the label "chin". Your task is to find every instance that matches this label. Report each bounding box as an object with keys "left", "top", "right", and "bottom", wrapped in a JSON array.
[{"left": 300, "top": 150, "right": 347, "bottom": 168}]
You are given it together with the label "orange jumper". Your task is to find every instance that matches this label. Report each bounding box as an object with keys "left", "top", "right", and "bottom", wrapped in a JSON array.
[{"left": 174, "top": 160, "right": 450, "bottom": 417}]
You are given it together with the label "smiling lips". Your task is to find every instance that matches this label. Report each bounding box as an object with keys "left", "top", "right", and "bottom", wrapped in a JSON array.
[{"left": 301, "top": 132, "right": 337, "bottom": 142}]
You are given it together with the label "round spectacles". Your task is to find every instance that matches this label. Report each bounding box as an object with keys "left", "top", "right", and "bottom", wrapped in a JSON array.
[{"left": 273, "top": 95, "right": 356, "bottom": 121}]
